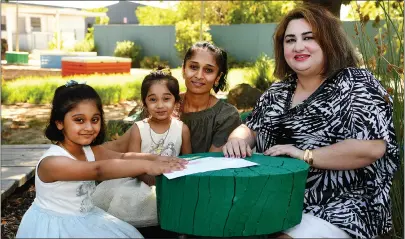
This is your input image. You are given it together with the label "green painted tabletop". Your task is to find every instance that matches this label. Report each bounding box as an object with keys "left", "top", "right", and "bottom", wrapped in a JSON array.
[{"left": 156, "top": 152, "right": 309, "bottom": 237}]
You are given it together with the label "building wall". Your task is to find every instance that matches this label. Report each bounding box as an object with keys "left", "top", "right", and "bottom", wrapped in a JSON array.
[
  {"left": 59, "top": 15, "right": 86, "bottom": 48},
  {"left": 85, "top": 1, "right": 142, "bottom": 30},
  {"left": 210, "top": 24, "right": 277, "bottom": 62},
  {"left": 94, "top": 24, "right": 179, "bottom": 67},
  {"left": 1, "top": 3, "right": 87, "bottom": 51},
  {"left": 94, "top": 21, "right": 380, "bottom": 67},
  {"left": 107, "top": 1, "right": 141, "bottom": 24}
]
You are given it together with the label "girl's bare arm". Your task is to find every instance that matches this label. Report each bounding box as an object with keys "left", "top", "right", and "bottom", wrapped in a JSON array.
[
  {"left": 37, "top": 155, "right": 185, "bottom": 183},
  {"left": 181, "top": 124, "right": 192, "bottom": 155}
]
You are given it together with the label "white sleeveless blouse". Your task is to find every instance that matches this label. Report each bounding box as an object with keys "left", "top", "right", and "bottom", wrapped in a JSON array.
[
  {"left": 34, "top": 145, "right": 96, "bottom": 215},
  {"left": 135, "top": 118, "right": 183, "bottom": 156}
]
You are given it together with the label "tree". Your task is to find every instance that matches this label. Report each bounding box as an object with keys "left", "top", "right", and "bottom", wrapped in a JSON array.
[
  {"left": 84, "top": 7, "right": 110, "bottom": 25},
  {"left": 345, "top": 1, "right": 404, "bottom": 21},
  {"left": 303, "top": 0, "right": 352, "bottom": 18},
  {"left": 175, "top": 1, "right": 232, "bottom": 25},
  {"left": 135, "top": 1, "right": 298, "bottom": 25},
  {"left": 72, "top": 7, "right": 109, "bottom": 52},
  {"left": 135, "top": 6, "right": 177, "bottom": 25},
  {"left": 175, "top": 20, "right": 212, "bottom": 58},
  {"left": 227, "top": 1, "right": 296, "bottom": 24},
  {"left": 136, "top": 1, "right": 232, "bottom": 25}
]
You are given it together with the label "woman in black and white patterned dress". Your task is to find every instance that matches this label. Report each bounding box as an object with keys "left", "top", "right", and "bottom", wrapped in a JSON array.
[{"left": 222, "top": 4, "right": 399, "bottom": 239}]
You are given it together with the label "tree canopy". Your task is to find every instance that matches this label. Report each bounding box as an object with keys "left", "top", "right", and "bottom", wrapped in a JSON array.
[
  {"left": 83, "top": 7, "right": 110, "bottom": 25},
  {"left": 135, "top": 1, "right": 297, "bottom": 25}
]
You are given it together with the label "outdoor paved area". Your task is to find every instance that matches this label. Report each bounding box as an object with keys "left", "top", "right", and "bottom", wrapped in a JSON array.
[{"left": 1, "top": 144, "right": 50, "bottom": 201}]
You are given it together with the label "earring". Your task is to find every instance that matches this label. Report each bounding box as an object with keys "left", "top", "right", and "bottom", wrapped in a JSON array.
[{"left": 214, "top": 82, "right": 219, "bottom": 87}]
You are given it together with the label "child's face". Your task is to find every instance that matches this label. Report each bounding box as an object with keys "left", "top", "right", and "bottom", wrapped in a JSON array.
[
  {"left": 182, "top": 49, "right": 221, "bottom": 95},
  {"left": 145, "top": 82, "right": 176, "bottom": 121},
  {"left": 56, "top": 100, "right": 101, "bottom": 146}
]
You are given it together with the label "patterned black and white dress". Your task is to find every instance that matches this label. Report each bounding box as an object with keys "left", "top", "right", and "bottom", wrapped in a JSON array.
[{"left": 245, "top": 67, "right": 399, "bottom": 238}]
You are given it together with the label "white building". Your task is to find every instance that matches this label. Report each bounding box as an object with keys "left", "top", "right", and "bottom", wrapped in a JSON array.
[{"left": 1, "top": 2, "right": 106, "bottom": 52}]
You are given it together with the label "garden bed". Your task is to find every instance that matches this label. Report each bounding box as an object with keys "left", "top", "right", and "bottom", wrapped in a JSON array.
[{"left": 1, "top": 65, "right": 61, "bottom": 81}]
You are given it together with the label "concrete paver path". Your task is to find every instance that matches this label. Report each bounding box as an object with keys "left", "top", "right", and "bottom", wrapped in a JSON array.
[{"left": 1, "top": 144, "right": 50, "bottom": 201}]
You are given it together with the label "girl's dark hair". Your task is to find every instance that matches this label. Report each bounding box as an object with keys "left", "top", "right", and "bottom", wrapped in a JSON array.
[
  {"left": 140, "top": 66, "right": 180, "bottom": 117},
  {"left": 45, "top": 83, "right": 106, "bottom": 145},
  {"left": 273, "top": 3, "right": 360, "bottom": 79},
  {"left": 182, "top": 41, "right": 228, "bottom": 93}
]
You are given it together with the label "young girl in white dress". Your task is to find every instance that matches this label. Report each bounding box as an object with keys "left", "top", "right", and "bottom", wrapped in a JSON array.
[
  {"left": 16, "top": 80, "right": 187, "bottom": 238},
  {"left": 92, "top": 67, "right": 192, "bottom": 227}
]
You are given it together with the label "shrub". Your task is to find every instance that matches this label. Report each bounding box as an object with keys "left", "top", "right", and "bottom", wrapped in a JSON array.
[
  {"left": 72, "top": 27, "right": 96, "bottom": 52},
  {"left": 248, "top": 53, "right": 276, "bottom": 92},
  {"left": 175, "top": 20, "right": 212, "bottom": 59},
  {"left": 72, "top": 40, "right": 95, "bottom": 52},
  {"left": 114, "top": 40, "right": 142, "bottom": 68},
  {"left": 105, "top": 120, "right": 131, "bottom": 141},
  {"left": 140, "top": 56, "right": 169, "bottom": 69},
  {"left": 227, "top": 83, "right": 262, "bottom": 111},
  {"left": 1, "top": 38, "right": 8, "bottom": 54},
  {"left": 351, "top": 2, "right": 404, "bottom": 238},
  {"left": 1, "top": 38, "right": 7, "bottom": 60},
  {"left": 48, "top": 32, "right": 64, "bottom": 50},
  {"left": 228, "top": 55, "right": 254, "bottom": 69}
]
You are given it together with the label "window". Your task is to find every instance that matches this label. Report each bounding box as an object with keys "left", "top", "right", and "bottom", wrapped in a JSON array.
[
  {"left": 30, "top": 17, "right": 41, "bottom": 32},
  {"left": 1, "top": 16, "right": 6, "bottom": 31}
]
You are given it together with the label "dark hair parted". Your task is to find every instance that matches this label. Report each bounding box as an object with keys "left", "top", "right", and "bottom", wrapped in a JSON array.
[
  {"left": 141, "top": 66, "right": 181, "bottom": 107},
  {"left": 273, "top": 3, "right": 360, "bottom": 79},
  {"left": 45, "top": 83, "right": 106, "bottom": 145},
  {"left": 183, "top": 41, "right": 228, "bottom": 93}
]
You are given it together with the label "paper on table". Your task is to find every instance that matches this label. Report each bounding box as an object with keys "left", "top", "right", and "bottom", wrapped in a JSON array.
[{"left": 164, "top": 157, "right": 259, "bottom": 179}]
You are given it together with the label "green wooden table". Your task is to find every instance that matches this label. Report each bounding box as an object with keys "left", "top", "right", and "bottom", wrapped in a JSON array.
[{"left": 156, "top": 152, "right": 309, "bottom": 237}]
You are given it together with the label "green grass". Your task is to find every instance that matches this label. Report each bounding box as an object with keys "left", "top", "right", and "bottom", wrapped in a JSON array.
[
  {"left": 2, "top": 68, "right": 254, "bottom": 105},
  {"left": 2, "top": 73, "right": 143, "bottom": 105}
]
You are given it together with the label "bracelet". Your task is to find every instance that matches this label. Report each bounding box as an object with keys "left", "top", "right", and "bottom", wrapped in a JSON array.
[
  {"left": 120, "top": 153, "right": 125, "bottom": 159},
  {"left": 303, "top": 149, "right": 314, "bottom": 166}
]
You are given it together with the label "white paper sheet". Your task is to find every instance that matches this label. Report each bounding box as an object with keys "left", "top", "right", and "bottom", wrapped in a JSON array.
[{"left": 164, "top": 157, "right": 259, "bottom": 179}]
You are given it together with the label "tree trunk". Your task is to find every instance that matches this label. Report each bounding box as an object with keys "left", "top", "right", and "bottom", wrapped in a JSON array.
[
  {"left": 303, "top": 0, "right": 343, "bottom": 18},
  {"left": 156, "top": 152, "right": 309, "bottom": 237}
]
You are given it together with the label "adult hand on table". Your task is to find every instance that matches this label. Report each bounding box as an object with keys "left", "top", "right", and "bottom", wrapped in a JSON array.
[
  {"left": 222, "top": 138, "right": 253, "bottom": 158},
  {"left": 264, "top": 144, "right": 304, "bottom": 160}
]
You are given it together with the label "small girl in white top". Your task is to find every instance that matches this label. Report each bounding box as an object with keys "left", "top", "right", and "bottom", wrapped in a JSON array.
[
  {"left": 92, "top": 67, "right": 192, "bottom": 227},
  {"left": 131, "top": 66, "right": 192, "bottom": 157},
  {"left": 16, "top": 80, "right": 187, "bottom": 238}
]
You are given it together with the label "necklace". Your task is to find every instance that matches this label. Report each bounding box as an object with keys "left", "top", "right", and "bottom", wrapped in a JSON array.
[
  {"left": 182, "top": 94, "right": 211, "bottom": 113},
  {"left": 149, "top": 121, "right": 171, "bottom": 154}
]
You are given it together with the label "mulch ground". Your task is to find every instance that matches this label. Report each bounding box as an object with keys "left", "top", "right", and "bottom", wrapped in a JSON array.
[
  {"left": 1, "top": 178, "right": 35, "bottom": 239},
  {"left": 0, "top": 177, "right": 180, "bottom": 238}
]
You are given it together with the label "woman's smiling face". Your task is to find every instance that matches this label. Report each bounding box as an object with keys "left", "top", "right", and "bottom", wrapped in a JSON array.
[
  {"left": 283, "top": 18, "right": 325, "bottom": 77},
  {"left": 182, "top": 49, "right": 221, "bottom": 95}
]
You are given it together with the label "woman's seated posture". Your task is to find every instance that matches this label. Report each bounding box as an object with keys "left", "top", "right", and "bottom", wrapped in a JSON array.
[{"left": 223, "top": 3, "right": 399, "bottom": 239}]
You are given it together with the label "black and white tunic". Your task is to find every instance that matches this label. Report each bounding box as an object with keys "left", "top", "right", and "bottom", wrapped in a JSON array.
[{"left": 245, "top": 67, "right": 399, "bottom": 238}]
